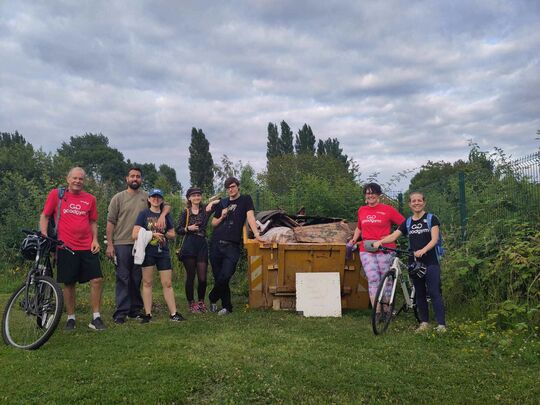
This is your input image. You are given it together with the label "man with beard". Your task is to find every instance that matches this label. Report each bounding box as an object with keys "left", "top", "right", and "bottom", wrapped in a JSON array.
[{"left": 106, "top": 167, "right": 169, "bottom": 324}]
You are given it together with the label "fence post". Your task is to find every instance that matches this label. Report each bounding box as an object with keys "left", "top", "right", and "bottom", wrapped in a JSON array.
[
  {"left": 397, "top": 193, "right": 403, "bottom": 214},
  {"left": 458, "top": 172, "right": 467, "bottom": 242}
]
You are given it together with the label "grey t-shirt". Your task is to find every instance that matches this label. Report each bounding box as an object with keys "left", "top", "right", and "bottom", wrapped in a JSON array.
[{"left": 107, "top": 189, "right": 149, "bottom": 245}]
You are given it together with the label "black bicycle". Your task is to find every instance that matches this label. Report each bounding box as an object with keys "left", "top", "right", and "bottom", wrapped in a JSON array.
[
  {"left": 368, "top": 244, "right": 421, "bottom": 335},
  {"left": 2, "top": 230, "right": 70, "bottom": 350}
]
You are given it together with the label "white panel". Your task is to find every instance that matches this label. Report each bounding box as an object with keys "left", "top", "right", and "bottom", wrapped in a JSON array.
[{"left": 296, "top": 272, "right": 342, "bottom": 317}]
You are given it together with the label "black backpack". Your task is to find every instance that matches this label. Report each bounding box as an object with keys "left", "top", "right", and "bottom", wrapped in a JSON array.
[{"left": 47, "top": 187, "right": 65, "bottom": 239}]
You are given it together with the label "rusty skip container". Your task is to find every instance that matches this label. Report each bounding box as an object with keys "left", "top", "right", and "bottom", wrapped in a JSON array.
[{"left": 244, "top": 234, "right": 369, "bottom": 310}]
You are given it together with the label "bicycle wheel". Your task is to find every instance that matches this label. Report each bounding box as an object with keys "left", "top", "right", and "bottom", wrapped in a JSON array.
[
  {"left": 372, "top": 270, "right": 398, "bottom": 335},
  {"left": 2, "top": 276, "right": 64, "bottom": 350}
]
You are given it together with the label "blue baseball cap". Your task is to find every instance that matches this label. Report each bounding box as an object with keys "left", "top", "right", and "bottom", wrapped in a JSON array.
[{"left": 149, "top": 188, "right": 164, "bottom": 198}]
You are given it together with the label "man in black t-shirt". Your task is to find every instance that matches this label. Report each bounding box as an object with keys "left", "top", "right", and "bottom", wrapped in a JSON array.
[{"left": 209, "top": 177, "right": 263, "bottom": 315}]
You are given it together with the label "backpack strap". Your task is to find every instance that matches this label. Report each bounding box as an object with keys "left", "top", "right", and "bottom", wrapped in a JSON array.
[
  {"left": 184, "top": 208, "right": 190, "bottom": 233},
  {"left": 53, "top": 187, "right": 65, "bottom": 237},
  {"left": 426, "top": 213, "right": 433, "bottom": 231},
  {"left": 405, "top": 216, "right": 412, "bottom": 234}
]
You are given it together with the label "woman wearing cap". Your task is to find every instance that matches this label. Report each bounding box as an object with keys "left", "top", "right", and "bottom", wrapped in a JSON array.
[
  {"left": 348, "top": 182, "right": 405, "bottom": 310},
  {"left": 373, "top": 191, "right": 446, "bottom": 333},
  {"left": 177, "top": 187, "right": 219, "bottom": 313},
  {"left": 132, "top": 188, "right": 184, "bottom": 323}
]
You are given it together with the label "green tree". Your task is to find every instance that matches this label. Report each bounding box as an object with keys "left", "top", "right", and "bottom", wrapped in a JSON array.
[
  {"left": 266, "top": 122, "right": 281, "bottom": 160},
  {"left": 158, "top": 164, "right": 182, "bottom": 194},
  {"left": 188, "top": 128, "right": 214, "bottom": 194},
  {"left": 57, "top": 133, "right": 126, "bottom": 188},
  {"left": 294, "top": 124, "right": 316, "bottom": 155},
  {"left": 317, "top": 137, "right": 348, "bottom": 168},
  {"left": 279, "top": 121, "right": 294, "bottom": 155}
]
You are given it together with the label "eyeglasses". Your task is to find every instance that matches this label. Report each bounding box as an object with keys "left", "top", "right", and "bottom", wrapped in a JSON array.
[{"left": 226, "top": 184, "right": 238, "bottom": 190}]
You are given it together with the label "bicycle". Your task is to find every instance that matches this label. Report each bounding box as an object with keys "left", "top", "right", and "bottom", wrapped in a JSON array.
[
  {"left": 365, "top": 242, "right": 421, "bottom": 335},
  {"left": 2, "top": 230, "right": 71, "bottom": 350}
]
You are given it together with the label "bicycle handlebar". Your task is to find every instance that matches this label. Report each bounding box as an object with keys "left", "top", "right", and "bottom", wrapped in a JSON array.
[{"left": 22, "top": 229, "right": 74, "bottom": 255}]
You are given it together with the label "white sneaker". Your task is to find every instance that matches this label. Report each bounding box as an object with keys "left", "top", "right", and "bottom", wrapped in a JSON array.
[
  {"left": 217, "top": 308, "right": 231, "bottom": 316},
  {"left": 435, "top": 325, "right": 447, "bottom": 333},
  {"left": 210, "top": 303, "right": 218, "bottom": 313},
  {"left": 415, "top": 322, "right": 429, "bottom": 333}
]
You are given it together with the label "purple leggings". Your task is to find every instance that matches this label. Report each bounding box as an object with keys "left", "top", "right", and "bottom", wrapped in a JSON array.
[{"left": 360, "top": 252, "right": 395, "bottom": 297}]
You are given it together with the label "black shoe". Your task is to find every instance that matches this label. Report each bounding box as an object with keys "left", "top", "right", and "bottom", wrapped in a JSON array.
[
  {"left": 169, "top": 313, "right": 185, "bottom": 322},
  {"left": 128, "top": 312, "right": 144, "bottom": 320},
  {"left": 140, "top": 314, "right": 152, "bottom": 324},
  {"left": 114, "top": 317, "right": 125, "bottom": 325},
  {"left": 64, "top": 318, "right": 76, "bottom": 331},
  {"left": 89, "top": 317, "right": 107, "bottom": 331}
]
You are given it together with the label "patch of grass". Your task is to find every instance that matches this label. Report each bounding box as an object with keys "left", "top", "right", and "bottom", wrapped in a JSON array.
[{"left": 1, "top": 281, "right": 539, "bottom": 404}]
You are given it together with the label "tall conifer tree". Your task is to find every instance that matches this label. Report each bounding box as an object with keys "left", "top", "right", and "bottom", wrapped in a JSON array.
[
  {"left": 266, "top": 122, "right": 281, "bottom": 160},
  {"left": 188, "top": 127, "right": 214, "bottom": 194},
  {"left": 294, "top": 124, "right": 316, "bottom": 155},
  {"left": 279, "top": 121, "right": 294, "bottom": 155}
]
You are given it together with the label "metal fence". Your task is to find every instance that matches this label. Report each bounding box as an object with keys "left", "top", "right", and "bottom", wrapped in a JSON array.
[{"left": 253, "top": 151, "right": 540, "bottom": 244}]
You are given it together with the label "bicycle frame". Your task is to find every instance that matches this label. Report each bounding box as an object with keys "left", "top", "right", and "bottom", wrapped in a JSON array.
[
  {"left": 387, "top": 256, "right": 416, "bottom": 316},
  {"left": 23, "top": 237, "right": 54, "bottom": 316}
]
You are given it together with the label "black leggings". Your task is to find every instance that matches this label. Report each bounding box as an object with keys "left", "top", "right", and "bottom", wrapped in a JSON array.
[{"left": 182, "top": 257, "right": 207, "bottom": 302}]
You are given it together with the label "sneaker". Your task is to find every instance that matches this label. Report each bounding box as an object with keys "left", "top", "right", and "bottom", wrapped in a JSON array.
[
  {"left": 169, "top": 313, "right": 185, "bottom": 322},
  {"left": 415, "top": 322, "right": 430, "bottom": 333},
  {"left": 210, "top": 303, "right": 218, "bottom": 313},
  {"left": 113, "top": 317, "right": 125, "bottom": 325},
  {"left": 89, "top": 317, "right": 107, "bottom": 331},
  {"left": 189, "top": 302, "right": 200, "bottom": 314},
  {"left": 218, "top": 308, "right": 231, "bottom": 316},
  {"left": 140, "top": 314, "right": 152, "bottom": 324},
  {"left": 435, "top": 325, "right": 447, "bottom": 333},
  {"left": 64, "top": 318, "right": 76, "bottom": 331},
  {"left": 198, "top": 301, "right": 207, "bottom": 313}
]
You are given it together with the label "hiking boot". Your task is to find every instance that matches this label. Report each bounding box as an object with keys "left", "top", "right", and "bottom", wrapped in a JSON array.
[
  {"left": 89, "top": 317, "right": 107, "bottom": 331},
  {"left": 64, "top": 318, "right": 76, "bottom": 331},
  {"left": 435, "top": 325, "right": 447, "bottom": 333},
  {"left": 415, "top": 322, "right": 430, "bottom": 333},
  {"left": 210, "top": 303, "right": 218, "bottom": 313},
  {"left": 140, "top": 314, "right": 152, "bottom": 324},
  {"left": 198, "top": 301, "right": 207, "bottom": 313},
  {"left": 218, "top": 308, "right": 231, "bottom": 316},
  {"left": 169, "top": 313, "right": 185, "bottom": 322}
]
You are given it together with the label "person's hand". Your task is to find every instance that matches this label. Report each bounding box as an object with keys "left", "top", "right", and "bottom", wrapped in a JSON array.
[
  {"left": 255, "top": 234, "right": 265, "bottom": 243},
  {"left": 347, "top": 239, "right": 356, "bottom": 246},
  {"left": 220, "top": 207, "right": 229, "bottom": 219},
  {"left": 373, "top": 241, "right": 382, "bottom": 249},
  {"left": 154, "top": 217, "right": 166, "bottom": 232},
  {"left": 188, "top": 224, "right": 199, "bottom": 231},
  {"left": 106, "top": 244, "right": 115, "bottom": 260},
  {"left": 414, "top": 249, "right": 426, "bottom": 258},
  {"left": 91, "top": 240, "right": 100, "bottom": 254},
  {"left": 153, "top": 232, "right": 165, "bottom": 243}
]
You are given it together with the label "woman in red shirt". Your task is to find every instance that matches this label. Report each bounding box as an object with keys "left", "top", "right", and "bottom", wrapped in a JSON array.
[{"left": 349, "top": 183, "right": 405, "bottom": 306}]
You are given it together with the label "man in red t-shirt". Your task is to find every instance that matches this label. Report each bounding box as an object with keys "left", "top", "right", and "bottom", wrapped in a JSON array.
[{"left": 40, "top": 167, "right": 106, "bottom": 331}]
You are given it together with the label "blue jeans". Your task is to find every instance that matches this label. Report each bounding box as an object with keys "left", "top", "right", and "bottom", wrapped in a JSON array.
[
  {"left": 413, "top": 264, "right": 446, "bottom": 325},
  {"left": 209, "top": 241, "right": 240, "bottom": 312},
  {"left": 112, "top": 245, "right": 144, "bottom": 319}
]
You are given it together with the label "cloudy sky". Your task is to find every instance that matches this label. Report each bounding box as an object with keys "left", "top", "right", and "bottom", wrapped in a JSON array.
[{"left": 1, "top": 1, "right": 539, "bottom": 190}]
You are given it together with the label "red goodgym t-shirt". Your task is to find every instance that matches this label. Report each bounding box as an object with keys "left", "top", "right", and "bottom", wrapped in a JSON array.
[
  {"left": 42, "top": 189, "right": 98, "bottom": 250},
  {"left": 357, "top": 203, "right": 405, "bottom": 252}
]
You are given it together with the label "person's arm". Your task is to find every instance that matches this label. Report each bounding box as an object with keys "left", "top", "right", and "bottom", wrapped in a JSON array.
[
  {"left": 414, "top": 225, "right": 439, "bottom": 258},
  {"left": 90, "top": 221, "right": 100, "bottom": 254},
  {"left": 373, "top": 229, "right": 403, "bottom": 249},
  {"left": 211, "top": 206, "right": 228, "bottom": 228},
  {"left": 246, "top": 210, "right": 264, "bottom": 242},
  {"left": 348, "top": 226, "right": 361, "bottom": 245},
  {"left": 154, "top": 204, "right": 171, "bottom": 231},
  {"left": 106, "top": 221, "right": 115, "bottom": 259},
  {"left": 132, "top": 225, "right": 142, "bottom": 241},
  {"left": 39, "top": 213, "right": 50, "bottom": 236},
  {"left": 205, "top": 199, "right": 220, "bottom": 213}
]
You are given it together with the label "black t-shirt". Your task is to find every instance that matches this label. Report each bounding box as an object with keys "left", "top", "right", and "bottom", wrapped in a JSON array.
[
  {"left": 212, "top": 195, "right": 255, "bottom": 244},
  {"left": 135, "top": 209, "right": 174, "bottom": 255},
  {"left": 398, "top": 213, "right": 441, "bottom": 266}
]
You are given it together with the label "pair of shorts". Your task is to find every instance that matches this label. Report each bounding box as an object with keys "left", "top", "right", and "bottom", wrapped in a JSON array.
[
  {"left": 179, "top": 235, "right": 208, "bottom": 263},
  {"left": 57, "top": 249, "right": 102, "bottom": 284},
  {"left": 142, "top": 253, "right": 172, "bottom": 271}
]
